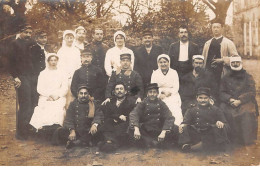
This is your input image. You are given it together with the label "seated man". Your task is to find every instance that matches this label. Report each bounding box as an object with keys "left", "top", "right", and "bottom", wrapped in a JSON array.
[
  {"left": 220, "top": 56, "right": 258, "bottom": 145},
  {"left": 99, "top": 82, "right": 136, "bottom": 152},
  {"left": 129, "top": 83, "right": 178, "bottom": 148},
  {"left": 52, "top": 85, "right": 104, "bottom": 149},
  {"left": 179, "top": 55, "right": 218, "bottom": 115},
  {"left": 179, "top": 87, "right": 229, "bottom": 152},
  {"left": 71, "top": 48, "right": 106, "bottom": 102},
  {"left": 103, "top": 53, "right": 144, "bottom": 105}
]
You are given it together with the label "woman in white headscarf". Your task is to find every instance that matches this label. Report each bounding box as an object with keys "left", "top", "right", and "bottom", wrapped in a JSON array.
[
  {"left": 30, "top": 53, "right": 68, "bottom": 130},
  {"left": 104, "top": 31, "right": 135, "bottom": 77},
  {"left": 151, "top": 54, "right": 183, "bottom": 126},
  {"left": 57, "top": 30, "right": 81, "bottom": 108}
]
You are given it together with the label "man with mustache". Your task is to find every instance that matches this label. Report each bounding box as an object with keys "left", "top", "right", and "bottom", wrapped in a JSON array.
[
  {"left": 98, "top": 82, "right": 136, "bottom": 152},
  {"left": 129, "top": 83, "right": 178, "bottom": 148},
  {"left": 9, "top": 24, "right": 35, "bottom": 140},
  {"left": 168, "top": 25, "right": 199, "bottom": 79},
  {"left": 74, "top": 26, "right": 88, "bottom": 52},
  {"left": 71, "top": 48, "right": 105, "bottom": 102},
  {"left": 179, "top": 55, "right": 218, "bottom": 115},
  {"left": 52, "top": 85, "right": 104, "bottom": 149},
  {"left": 179, "top": 87, "right": 229, "bottom": 152},
  {"left": 219, "top": 56, "right": 258, "bottom": 145}
]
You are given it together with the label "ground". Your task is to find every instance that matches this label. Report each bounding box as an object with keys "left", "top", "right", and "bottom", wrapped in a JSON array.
[{"left": 0, "top": 60, "right": 259, "bottom": 166}]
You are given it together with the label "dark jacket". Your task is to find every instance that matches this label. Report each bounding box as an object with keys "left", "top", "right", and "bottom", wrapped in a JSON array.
[
  {"left": 30, "top": 43, "right": 46, "bottom": 76},
  {"left": 134, "top": 44, "right": 163, "bottom": 85},
  {"left": 129, "top": 98, "right": 174, "bottom": 132},
  {"left": 63, "top": 99, "right": 104, "bottom": 136},
  {"left": 105, "top": 70, "right": 144, "bottom": 99},
  {"left": 168, "top": 41, "right": 199, "bottom": 75}
]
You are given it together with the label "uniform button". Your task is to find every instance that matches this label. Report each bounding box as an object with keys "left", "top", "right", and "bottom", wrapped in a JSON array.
[
  {"left": 158, "top": 108, "right": 160, "bottom": 110},
  {"left": 148, "top": 114, "right": 150, "bottom": 115},
  {"left": 197, "top": 118, "right": 199, "bottom": 119},
  {"left": 157, "top": 119, "right": 159, "bottom": 120}
]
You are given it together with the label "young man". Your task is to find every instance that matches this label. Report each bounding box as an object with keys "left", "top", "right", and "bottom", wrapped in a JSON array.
[
  {"left": 74, "top": 26, "right": 88, "bottom": 52},
  {"left": 99, "top": 82, "right": 136, "bottom": 152},
  {"left": 129, "top": 83, "right": 177, "bottom": 148},
  {"left": 52, "top": 85, "right": 104, "bottom": 149},
  {"left": 71, "top": 48, "right": 105, "bottom": 102},
  {"left": 179, "top": 87, "right": 229, "bottom": 152}
]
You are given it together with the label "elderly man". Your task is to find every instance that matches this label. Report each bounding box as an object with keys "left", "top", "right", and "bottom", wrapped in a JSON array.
[
  {"left": 99, "top": 82, "right": 136, "bottom": 152},
  {"left": 134, "top": 30, "right": 163, "bottom": 86},
  {"left": 104, "top": 53, "right": 144, "bottom": 105},
  {"left": 9, "top": 24, "right": 34, "bottom": 140},
  {"left": 179, "top": 87, "right": 229, "bottom": 152},
  {"left": 71, "top": 48, "right": 105, "bottom": 102},
  {"left": 168, "top": 25, "right": 199, "bottom": 78},
  {"left": 74, "top": 26, "right": 88, "bottom": 52},
  {"left": 180, "top": 55, "right": 218, "bottom": 115},
  {"left": 129, "top": 83, "right": 178, "bottom": 148},
  {"left": 52, "top": 85, "right": 104, "bottom": 148},
  {"left": 220, "top": 56, "right": 258, "bottom": 145}
]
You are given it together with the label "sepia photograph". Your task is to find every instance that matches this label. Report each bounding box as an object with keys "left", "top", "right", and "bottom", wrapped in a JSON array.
[{"left": 0, "top": 0, "right": 259, "bottom": 166}]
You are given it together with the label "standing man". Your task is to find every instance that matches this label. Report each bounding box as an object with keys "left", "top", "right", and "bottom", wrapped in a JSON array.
[
  {"left": 134, "top": 30, "right": 163, "bottom": 86},
  {"left": 30, "top": 30, "right": 48, "bottom": 108},
  {"left": 74, "top": 26, "right": 88, "bottom": 52},
  {"left": 202, "top": 18, "right": 238, "bottom": 85},
  {"left": 9, "top": 24, "right": 34, "bottom": 140},
  {"left": 168, "top": 25, "right": 199, "bottom": 78}
]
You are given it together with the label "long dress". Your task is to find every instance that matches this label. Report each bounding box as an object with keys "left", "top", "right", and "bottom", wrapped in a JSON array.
[
  {"left": 30, "top": 68, "right": 68, "bottom": 130},
  {"left": 151, "top": 68, "right": 183, "bottom": 126}
]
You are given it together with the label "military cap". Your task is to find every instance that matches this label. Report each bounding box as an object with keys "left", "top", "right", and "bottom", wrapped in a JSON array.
[
  {"left": 146, "top": 83, "right": 159, "bottom": 91},
  {"left": 197, "top": 87, "right": 211, "bottom": 96},
  {"left": 120, "top": 53, "right": 131, "bottom": 60},
  {"left": 142, "top": 30, "right": 153, "bottom": 37}
]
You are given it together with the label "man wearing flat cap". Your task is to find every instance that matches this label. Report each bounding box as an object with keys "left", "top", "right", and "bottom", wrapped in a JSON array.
[
  {"left": 74, "top": 26, "right": 88, "bottom": 52},
  {"left": 179, "top": 87, "right": 229, "bottom": 152},
  {"left": 134, "top": 30, "right": 163, "bottom": 86},
  {"left": 219, "top": 56, "right": 258, "bottom": 145},
  {"left": 71, "top": 48, "right": 106, "bottom": 102},
  {"left": 129, "top": 83, "right": 178, "bottom": 148},
  {"left": 103, "top": 53, "right": 144, "bottom": 105},
  {"left": 180, "top": 55, "right": 218, "bottom": 115},
  {"left": 52, "top": 85, "right": 104, "bottom": 148}
]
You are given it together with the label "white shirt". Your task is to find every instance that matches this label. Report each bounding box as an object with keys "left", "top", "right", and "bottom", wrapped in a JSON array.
[
  {"left": 178, "top": 41, "right": 189, "bottom": 61},
  {"left": 146, "top": 46, "right": 152, "bottom": 54}
]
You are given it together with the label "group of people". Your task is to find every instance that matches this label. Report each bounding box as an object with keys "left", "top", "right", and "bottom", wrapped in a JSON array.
[{"left": 8, "top": 18, "right": 258, "bottom": 153}]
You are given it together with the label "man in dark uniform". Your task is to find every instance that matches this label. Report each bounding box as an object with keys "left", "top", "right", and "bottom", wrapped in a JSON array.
[
  {"left": 99, "top": 82, "right": 136, "bottom": 152},
  {"left": 134, "top": 30, "right": 163, "bottom": 87},
  {"left": 168, "top": 25, "right": 199, "bottom": 79},
  {"left": 9, "top": 24, "right": 34, "bottom": 140},
  {"left": 179, "top": 87, "right": 229, "bottom": 152},
  {"left": 30, "top": 30, "right": 48, "bottom": 108},
  {"left": 52, "top": 85, "right": 104, "bottom": 148},
  {"left": 220, "top": 56, "right": 258, "bottom": 145},
  {"left": 129, "top": 83, "right": 178, "bottom": 148},
  {"left": 71, "top": 48, "right": 106, "bottom": 102},
  {"left": 103, "top": 53, "right": 144, "bottom": 105},
  {"left": 179, "top": 55, "right": 218, "bottom": 115}
]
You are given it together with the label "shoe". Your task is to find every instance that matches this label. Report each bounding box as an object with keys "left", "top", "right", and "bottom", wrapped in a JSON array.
[
  {"left": 66, "top": 140, "right": 74, "bottom": 149},
  {"left": 15, "top": 133, "right": 28, "bottom": 140},
  {"left": 182, "top": 144, "right": 191, "bottom": 152}
]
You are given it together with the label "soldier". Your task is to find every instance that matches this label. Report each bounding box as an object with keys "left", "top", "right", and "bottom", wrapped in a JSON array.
[
  {"left": 103, "top": 53, "right": 144, "bottom": 105},
  {"left": 179, "top": 87, "right": 229, "bottom": 152},
  {"left": 71, "top": 48, "right": 106, "bottom": 102},
  {"left": 129, "top": 83, "right": 178, "bottom": 148},
  {"left": 74, "top": 26, "right": 88, "bottom": 52},
  {"left": 99, "top": 82, "right": 136, "bottom": 152},
  {"left": 219, "top": 56, "right": 258, "bottom": 145},
  {"left": 51, "top": 85, "right": 104, "bottom": 149}
]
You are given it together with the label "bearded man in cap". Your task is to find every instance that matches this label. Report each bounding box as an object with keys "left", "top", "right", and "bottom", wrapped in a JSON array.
[
  {"left": 180, "top": 55, "right": 218, "bottom": 115},
  {"left": 74, "top": 26, "right": 88, "bottom": 52},
  {"left": 103, "top": 53, "right": 144, "bottom": 105},
  {"left": 179, "top": 87, "right": 229, "bottom": 152},
  {"left": 71, "top": 48, "right": 106, "bottom": 102},
  {"left": 129, "top": 83, "right": 178, "bottom": 148},
  {"left": 52, "top": 85, "right": 104, "bottom": 148},
  {"left": 134, "top": 30, "right": 163, "bottom": 86},
  {"left": 219, "top": 56, "right": 258, "bottom": 145}
]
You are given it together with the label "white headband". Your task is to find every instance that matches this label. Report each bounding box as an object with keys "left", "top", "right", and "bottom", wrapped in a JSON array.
[{"left": 192, "top": 55, "right": 204, "bottom": 60}]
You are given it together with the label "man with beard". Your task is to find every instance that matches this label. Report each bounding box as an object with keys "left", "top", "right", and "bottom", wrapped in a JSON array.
[
  {"left": 134, "top": 30, "right": 163, "bottom": 86},
  {"left": 30, "top": 30, "right": 48, "bottom": 109},
  {"left": 71, "top": 48, "right": 105, "bottom": 102},
  {"left": 129, "top": 83, "right": 178, "bottom": 148},
  {"left": 168, "top": 25, "right": 199, "bottom": 79},
  {"left": 98, "top": 82, "right": 136, "bottom": 152},
  {"left": 74, "top": 26, "right": 88, "bottom": 52},
  {"left": 179, "top": 87, "right": 229, "bottom": 152},
  {"left": 179, "top": 55, "right": 218, "bottom": 115},
  {"left": 9, "top": 24, "right": 34, "bottom": 140},
  {"left": 52, "top": 85, "right": 104, "bottom": 148},
  {"left": 219, "top": 56, "right": 258, "bottom": 145}
]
